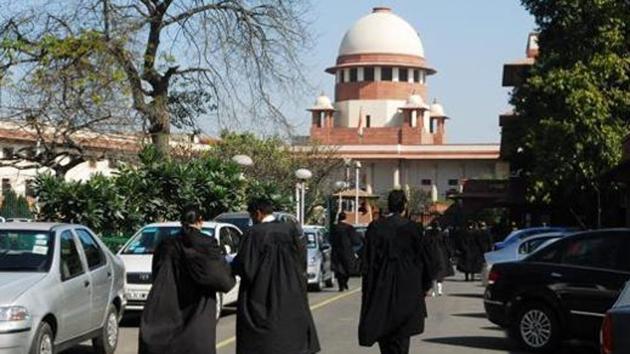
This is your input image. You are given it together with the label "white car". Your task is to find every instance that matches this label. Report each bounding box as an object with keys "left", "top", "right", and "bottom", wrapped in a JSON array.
[
  {"left": 304, "top": 225, "right": 334, "bottom": 291},
  {"left": 0, "top": 222, "right": 126, "bottom": 354},
  {"left": 117, "top": 222, "right": 241, "bottom": 318}
]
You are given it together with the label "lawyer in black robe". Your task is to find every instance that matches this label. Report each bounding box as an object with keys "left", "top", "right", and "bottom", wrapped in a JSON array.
[
  {"left": 330, "top": 212, "right": 359, "bottom": 291},
  {"left": 359, "top": 190, "right": 433, "bottom": 354},
  {"left": 232, "top": 198, "right": 320, "bottom": 354},
  {"left": 138, "top": 215, "right": 236, "bottom": 354}
]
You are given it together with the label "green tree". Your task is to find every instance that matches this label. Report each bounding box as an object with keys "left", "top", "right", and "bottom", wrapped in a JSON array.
[
  {"left": 1, "top": 0, "right": 311, "bottom": 156},
  {"left": 0, "top": 189, "right": 33, "bottom": 219},
  {"left": 512, "top": 0, "right": 630, "bottom": 227},
  {"left": 210, "top": 131, "right": 342, "bottom": 221}
]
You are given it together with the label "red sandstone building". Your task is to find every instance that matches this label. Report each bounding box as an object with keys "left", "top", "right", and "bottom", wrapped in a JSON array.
[{"left": 299, "top": 7, "right": 505, "bottom": 203}]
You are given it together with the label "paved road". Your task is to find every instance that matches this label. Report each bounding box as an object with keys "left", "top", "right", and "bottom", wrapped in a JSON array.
[{"left": 64, "top": 275, "right": 597, "bottom": 354}]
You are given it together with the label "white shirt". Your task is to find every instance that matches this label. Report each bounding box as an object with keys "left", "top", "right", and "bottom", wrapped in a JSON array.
[{"left": 262, "top": 215, "right": 276, "bottom": 223}]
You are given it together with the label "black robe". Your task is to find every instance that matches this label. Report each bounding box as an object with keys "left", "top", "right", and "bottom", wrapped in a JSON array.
[
  {"left": 232, "top": 220, "right": 320, "bottom": 354},
  {"left": 359, "top": 214, "right": 433, "bottom": 347},
  {"left": 456, "top": 228, "right": 484, "bottom": 274},
  {"left": 330, "top": 222, "right": 359, "bottom": 278},
  {"left": 138, "top": 228, "right": 236, "bottom": 354},
  {"left": 425, "top": 228, "right": 454, "bottom": 281}
]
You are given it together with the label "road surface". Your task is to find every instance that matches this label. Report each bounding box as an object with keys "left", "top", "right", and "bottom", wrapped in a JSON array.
[{"left": 64, "top": 275, "right": 597, "bottom": 354}]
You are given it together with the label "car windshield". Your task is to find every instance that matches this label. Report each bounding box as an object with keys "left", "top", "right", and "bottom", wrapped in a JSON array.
[
  {"left": 305, "top": 231, "right": 317, "bottom": 249},
  {"left": 121, "top": 226, "right": 216, "bottom": 255},
  {"left": 0, "top": 230, "right": 53, "bottom": 272}
]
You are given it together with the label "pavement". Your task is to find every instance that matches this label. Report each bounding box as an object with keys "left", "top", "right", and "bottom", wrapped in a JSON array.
[{"left": 63, "top": 275, "right": 598, "bottom": 354}]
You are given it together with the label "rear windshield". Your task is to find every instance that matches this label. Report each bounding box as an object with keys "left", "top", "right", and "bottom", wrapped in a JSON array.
[
  {"left": 122, "top": 226, "right": 215, "bottom": 255},
  {"left": 0, "top": 230, "right": 54, "bottom": 272}
]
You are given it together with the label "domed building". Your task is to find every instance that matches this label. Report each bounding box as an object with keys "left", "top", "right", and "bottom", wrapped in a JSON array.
[{"left": 303, "top": 7, "right": 504, "bottom": 220}]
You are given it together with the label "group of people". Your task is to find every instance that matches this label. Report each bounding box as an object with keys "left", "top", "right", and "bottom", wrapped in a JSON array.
[{"left": 138, "top": 190, "right": 491, "bottom": 354}]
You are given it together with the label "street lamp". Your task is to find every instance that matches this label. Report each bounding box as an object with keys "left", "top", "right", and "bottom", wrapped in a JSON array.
[
  {"left": 232, "top": 154, "right": 253, "bottom": 167},
  {"left": 334, "top": 180, "right": 348, "bottom": 221},
  {"left": 295, "top": 168, "right": 312, "bottom": 226},
  {"left": 354, "top": 161, "right": 362, "bottom": 224}
]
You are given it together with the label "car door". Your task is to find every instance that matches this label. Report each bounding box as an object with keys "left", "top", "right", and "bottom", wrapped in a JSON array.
[
  {"left": 57, "top": 229, "right": 92, "bottom": 342},
  {"left": 553, "top": 233, "right": 630, "bottom": 340},
  {"left": 74, "top": 228, "right": 110, "bottom": 330}
]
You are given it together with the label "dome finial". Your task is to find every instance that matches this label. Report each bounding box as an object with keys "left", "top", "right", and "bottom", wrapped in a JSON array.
[{"left": 372, "top": 7, "right": 392, "bottom": 13}]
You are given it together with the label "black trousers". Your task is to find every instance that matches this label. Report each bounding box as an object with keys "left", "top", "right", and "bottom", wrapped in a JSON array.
[
  {"left": 336, "top": 273, "right": 349, "bottom": 290},
  {"left": 378, "top": 336, "right": 410, "bottom": 354}
]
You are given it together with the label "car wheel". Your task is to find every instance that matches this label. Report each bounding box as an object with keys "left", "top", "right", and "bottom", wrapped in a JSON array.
[
  {"left": 29, "top": 321, "right": 54, "bottom": 354},
  {"left": 510, "top": 302, "right": 560, "bottom": 353},
  {"left": 93, "top": 304, "right": 119, "bottom": 354},
  {"left": 325, "top": 271, "right": 335, "bottom": 288},
  {"left": 216, "top": 294, "right": 223, "bottom": 321}
]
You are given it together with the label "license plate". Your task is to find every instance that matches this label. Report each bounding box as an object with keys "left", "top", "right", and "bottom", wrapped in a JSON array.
[{"left": 127, "top": 291, "right": 148, "bottom": 300}]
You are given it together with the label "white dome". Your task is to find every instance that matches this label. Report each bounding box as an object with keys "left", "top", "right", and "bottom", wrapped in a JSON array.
[
  {"left": 430, "top": 101, "right": 446, "bottom": 117},
  {"left": 402, "top": 93, "right": 429, "bottom": 109},
  {"left": 309, "top": 94, "right": 334, "bottom": 110},
  {"left": 338, "top": 8, "right": 425, "bottom": 58}
]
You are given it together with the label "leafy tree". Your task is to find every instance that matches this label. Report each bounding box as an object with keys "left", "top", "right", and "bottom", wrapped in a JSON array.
[
  {"left": 35, "top": 146, "right": 246, "bottom": 235},
  {"left": 210, "top": 131, "right": 342, "bottom": 221},
  {"left": 0, "top": 189, "right": 33, "bottom": 219},
  {"left": 1, "top": 0, "right": 311, "bottom": 156},
  {"left": 512, "top": 0, "right": 630, "bottom": 227}
]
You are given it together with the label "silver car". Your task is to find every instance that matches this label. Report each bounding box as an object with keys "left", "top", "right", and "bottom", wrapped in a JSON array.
[
  {"left": 482, "top": 232, "right": 565, "bottom": 286},
  {"left": 304, "top": 226, "right": 334, "bottom": 291},
  {"left": 0, "top": 223, "right": 126, "bottom": 354}
]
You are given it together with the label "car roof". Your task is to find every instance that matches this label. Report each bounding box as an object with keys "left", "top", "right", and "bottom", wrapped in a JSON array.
[
  {"left": 215, "top": 211, "right": 294, "bottom": 218},
  {"left": 519, "top": 231, "right": 566, "bottom": 241},
  {"left": 141, "top": 221, "right": 230, "bottom": 228},
  {"left": 0, "top": 222, "right": 71, "bottom": 231}
]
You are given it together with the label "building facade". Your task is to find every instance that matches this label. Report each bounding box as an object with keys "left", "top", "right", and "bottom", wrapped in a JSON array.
[{"left": 301, "top": 7, "right": 505, "bottom": 201}]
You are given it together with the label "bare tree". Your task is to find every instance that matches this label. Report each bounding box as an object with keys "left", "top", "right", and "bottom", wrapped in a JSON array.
[{"left": 0, "top": 0, "right": 311, "bottom": 156}]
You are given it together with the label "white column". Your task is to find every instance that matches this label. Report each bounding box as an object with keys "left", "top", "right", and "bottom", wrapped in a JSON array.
[
  {"left": 393, "top": 67, "right": 399, "bottom": 82},
  {"left": 343, "top": 69, "right": 350, "bottom": 83},
  {"left": 375, "top": 67, "right": 382, "bottom": 82},
  {"left": 393, "top": 162, "right": 400, "bottom": 189},
  {"left": 336, "top": 71, "right": 341, "bottom": 84},
  {"left": 366, "top": 163, "right": 374, "bottom": 194},
  {"left": 358, "top": 67, "right": 365, "bottom": 82},
  {"left": 408, "top": 68, "right": 414, "bottom": 83}
]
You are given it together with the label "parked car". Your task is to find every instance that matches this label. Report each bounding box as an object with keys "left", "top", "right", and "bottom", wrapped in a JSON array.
[
  {"left": 482, "top": 232, "right": 567, "bottom": 285},
  {"left": 5, "top": 218, "right": 33, "bottom": 223},
  {"left": 304, "top": 225, "right": 334, "bottom": 291},
  {"left": 117, "top": 222, "right": 242, "bottom": 319},
  {"left": 601, "top": 281, "right": 630, "bottom": 354},
  {"left": 484, "top": 229, "right": 630, "bottom": 352},
  {"left": 494, "top": 226, "right": 574, "bottom": 250},
  {"left": 214, "top": 211, "right": 301, "bottom": 234},
  {"left": 0, "top": 222, "right": 126, "bottom": 354}
]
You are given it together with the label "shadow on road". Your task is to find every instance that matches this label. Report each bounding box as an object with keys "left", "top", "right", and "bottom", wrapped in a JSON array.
[
  {"left": 451, "top": 312, "right": 488, "bottom": 319},
  {"left": 448, "top": 293, "right": 484, "bottom": 299},
  {"left": 423, "top": 336, "right": 524, "bottom": 353}
]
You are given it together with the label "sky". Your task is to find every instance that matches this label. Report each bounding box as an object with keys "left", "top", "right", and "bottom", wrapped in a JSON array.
[{"left": 290, "top": 0, "right": 536, "bottom": 143}]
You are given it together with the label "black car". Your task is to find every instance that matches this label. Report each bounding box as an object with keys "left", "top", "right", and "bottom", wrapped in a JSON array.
[{"left": 484, "top": 229, "right": 630, "bottom": 353}]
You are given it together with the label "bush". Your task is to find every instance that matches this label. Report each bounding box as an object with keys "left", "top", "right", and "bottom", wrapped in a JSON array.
[{"left": 35, "top": 146, "right": 247, "bottom": 235}]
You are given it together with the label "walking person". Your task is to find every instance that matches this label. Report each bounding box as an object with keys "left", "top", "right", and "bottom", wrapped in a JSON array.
[
  {"left": 359, "top": 190, "right": 433, "bottom": 354},
  {"left": 138, "top": 206, "right": 235, "bottom": 354},
  {"left": 330, "top": 212, "right": 359, "bottom": 291},
  {"left": 425, "top": 222, "right": 454, "bottom": 296},
  {"left": 232, "top": 198, "right": 320, "bottom": 354}
]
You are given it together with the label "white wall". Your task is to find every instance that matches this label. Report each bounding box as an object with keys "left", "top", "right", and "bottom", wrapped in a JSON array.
[{"left": 334, "top": 99, "right": 409, "bottom": 128}]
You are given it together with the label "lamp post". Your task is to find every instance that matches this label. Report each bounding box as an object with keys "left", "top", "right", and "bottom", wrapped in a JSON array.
[
  {"left": 334, "top": 180, "right": 348, "bottom": 221},
  {"left": 295, "top": 168, "right": 313, "bottom": 226},
  {"left": 354, "top": 161, "right": 362, "bottom": 225}
]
